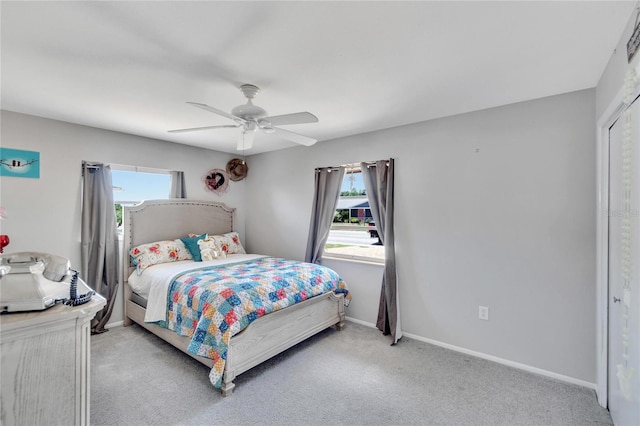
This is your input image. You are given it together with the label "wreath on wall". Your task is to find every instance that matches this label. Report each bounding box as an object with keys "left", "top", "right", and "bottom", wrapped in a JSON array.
[{"left": 203, "top": 168, "right": 229, "bottom": 195}]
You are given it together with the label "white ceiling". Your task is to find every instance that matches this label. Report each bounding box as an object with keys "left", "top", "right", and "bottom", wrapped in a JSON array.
[{"left": 1, "top": 1, "right": 636, "bottom": 155}]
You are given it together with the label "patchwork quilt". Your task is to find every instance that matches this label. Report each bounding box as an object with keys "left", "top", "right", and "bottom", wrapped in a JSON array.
[{"left": 158, "top": 257, "right": 350, "bottom": 388}]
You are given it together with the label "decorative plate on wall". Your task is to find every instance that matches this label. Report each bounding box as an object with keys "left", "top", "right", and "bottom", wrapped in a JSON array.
[
  {"left": 203, "top": 168, "right": 229, "bottom": 195},
  {"left": 226, "top": 158, "right": 248, "bottom": 181}
]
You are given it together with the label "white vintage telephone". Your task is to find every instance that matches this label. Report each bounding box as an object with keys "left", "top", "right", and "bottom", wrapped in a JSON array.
[{"left": 0, "top": 252, "right": 95, "bottom": 312}]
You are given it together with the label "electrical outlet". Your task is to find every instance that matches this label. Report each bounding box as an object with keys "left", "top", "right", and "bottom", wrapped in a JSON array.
[{"left": 479, "top": 306, "right": 489, "bottom": 321}]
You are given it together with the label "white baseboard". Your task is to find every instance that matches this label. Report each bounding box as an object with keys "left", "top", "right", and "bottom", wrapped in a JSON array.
[
  {"left": 344, "top": 316, "right": 596, "bottom": 390},
  {"left": 345, "top": 316, "right": 378, "bottom": 329},
  {"left": 105, "top": 320, "right": 124, "bottom": 329}
]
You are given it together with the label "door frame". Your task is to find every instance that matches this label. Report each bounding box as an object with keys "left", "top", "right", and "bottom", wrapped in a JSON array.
[{"left": 596, "top": 68, "right": 640, "bottom": 407}]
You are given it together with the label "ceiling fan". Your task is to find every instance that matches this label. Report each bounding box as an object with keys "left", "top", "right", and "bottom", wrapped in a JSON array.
[{"left": 169, "top": 84, "right": 319, "bottom": 151}]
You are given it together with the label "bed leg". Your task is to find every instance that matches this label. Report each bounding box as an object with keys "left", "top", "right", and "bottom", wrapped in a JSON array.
[
  {"left": 123, "top": 285, "right": 133, "bottom": 327},
  {"left": 336, "top": 305, "right": 345, "bottom": 331},
  {"left": 123, "top": 300, "right": 133, "bottom": 326},
  {"left": 335, "top": 294, "right": 345, "bottom": 331},
  {"left": 221, "top": 372, "right": 236, "bottom": 397}
]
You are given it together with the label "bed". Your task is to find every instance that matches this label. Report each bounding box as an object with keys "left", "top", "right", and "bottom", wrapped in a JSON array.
[{"left": 122, "top": 199, "right": 348, "bottom": 396}]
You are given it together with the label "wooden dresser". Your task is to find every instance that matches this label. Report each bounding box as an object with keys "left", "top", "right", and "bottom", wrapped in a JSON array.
[{"left": 0, "top": 295, "right": 106, "bottom": 426}]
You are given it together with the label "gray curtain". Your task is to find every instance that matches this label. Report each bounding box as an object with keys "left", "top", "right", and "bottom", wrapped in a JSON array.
[
  {"left": 305, "top": 166, "right": 346, "bottom": 264},
  {"left": 361, "top": 158, "right": 401, "bottom": 344},
  {"left": 170, "top": 171, "right": 186, "bottom": 198},
  {"left": 81, "top": 162, "right": 119, "bottom": 334}
]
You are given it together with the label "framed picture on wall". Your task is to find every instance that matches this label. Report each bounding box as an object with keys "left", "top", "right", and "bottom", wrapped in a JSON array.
[{"left": 0, "top": 148, "right": 40, "bottom": 178}]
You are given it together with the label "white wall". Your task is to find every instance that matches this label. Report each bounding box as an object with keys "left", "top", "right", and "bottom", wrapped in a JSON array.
[
  {"left": 246, "top": 89, "right": 598, "bottom": 383},
  {"left": 0, "top": 110, "right": 246, "bottom": 324}
]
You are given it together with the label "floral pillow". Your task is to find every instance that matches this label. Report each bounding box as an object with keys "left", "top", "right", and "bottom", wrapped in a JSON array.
[
  {"left": 130, "top": 239, "right": 192, "bottom": 275},
  {"left": 211, "top": 231, "right": 246, "bottom": 255}
]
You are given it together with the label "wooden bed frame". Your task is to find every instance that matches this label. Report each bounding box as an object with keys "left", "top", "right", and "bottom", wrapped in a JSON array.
[{"left": 122, "top": 199, "right": 345, "bottom": 396}]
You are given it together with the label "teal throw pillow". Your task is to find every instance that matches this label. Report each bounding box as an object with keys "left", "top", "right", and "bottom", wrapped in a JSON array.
[{"left": 180, "top": 234, "right": 206, "bottom": 262}]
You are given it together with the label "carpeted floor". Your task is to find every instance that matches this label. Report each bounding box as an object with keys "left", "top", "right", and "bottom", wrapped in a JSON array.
[{"left": 91, "top": 322, "right": 612, "bottom": 426}]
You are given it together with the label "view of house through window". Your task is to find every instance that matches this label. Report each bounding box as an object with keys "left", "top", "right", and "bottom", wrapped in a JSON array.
[
  {"left": 111, "top": 166, "right": 172, "bottom": 227},
  {"left": 323, "top": 167, "right": 384, "bottom": 261}
]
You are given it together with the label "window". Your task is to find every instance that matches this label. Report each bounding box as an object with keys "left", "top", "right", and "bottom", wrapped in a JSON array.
[
  {"left": 323, "top": 166, "right": 384, "bottom": 262},
  {"left": 111, "top": 165, "right": 172, "bottom": 227}
]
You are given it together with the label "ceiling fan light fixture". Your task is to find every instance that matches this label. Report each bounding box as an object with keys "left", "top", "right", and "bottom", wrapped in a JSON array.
[
  {"left": 258, "top": 119, "right": 276, "bottom": 134},
  {"left": 244, "top": 121, "right": 258, "bottom": 132}
]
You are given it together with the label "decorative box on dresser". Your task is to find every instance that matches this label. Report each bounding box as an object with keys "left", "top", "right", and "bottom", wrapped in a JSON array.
[{"left": 0, "top": 295, "right": 106, "bottom": 426}]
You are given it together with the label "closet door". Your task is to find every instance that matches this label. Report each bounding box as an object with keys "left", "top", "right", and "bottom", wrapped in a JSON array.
[{"left": 607, "top": 98, "right": 639, "bottom": 426}]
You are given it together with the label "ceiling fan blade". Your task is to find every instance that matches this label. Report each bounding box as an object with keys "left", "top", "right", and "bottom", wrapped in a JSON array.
[
  {"left": 168, "top": 124, "right": 240, "bottom": 133},
  {"left": 264, "top": 112, "right": 318, "bottom": 126},
  {"left": 273, "top": 127, "right": 317, "bottom": 146},
  {"left": 186, "top": 102, "right": 243, "bottom": 122},
  {"left": 237, "top": 130, "right": 255, "bottom": 151}
]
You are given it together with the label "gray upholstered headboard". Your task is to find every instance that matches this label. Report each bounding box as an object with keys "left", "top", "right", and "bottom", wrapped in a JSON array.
[{"left": 122, "top": 199, "right": 235, "bottom": 277}]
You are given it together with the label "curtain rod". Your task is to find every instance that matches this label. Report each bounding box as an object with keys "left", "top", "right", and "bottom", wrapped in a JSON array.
[
  {"left": 82, "top": 161, "right": 173, "bottom": 175},
  {"left": 315, "top": 159, "right": 390, "bottom": 172}
]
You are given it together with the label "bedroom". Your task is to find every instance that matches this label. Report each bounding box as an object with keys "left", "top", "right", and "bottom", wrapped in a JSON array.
[{"left": 0, "top": 1, "right": 639, "bottom": 425}]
